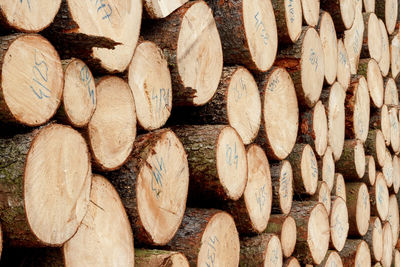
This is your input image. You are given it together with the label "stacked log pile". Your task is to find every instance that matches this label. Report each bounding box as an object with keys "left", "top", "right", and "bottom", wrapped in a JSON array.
[{"left": 0, "top": 0, "right": 399, "bottom": 266}]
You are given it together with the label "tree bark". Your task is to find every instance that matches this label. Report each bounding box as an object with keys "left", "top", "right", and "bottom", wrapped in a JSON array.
[
  {"left": 271, "top": 0, "right": 302, "bottom": 44},
  {"left": 362, "top": 217, "right": 383, "bottom": 262},
  {"left": 339, "top": 239, "right": 371, "bottom": 267},
  {"left": 239, "top": 233, "right": 282, "bottom": 267},
  {"left": 335, "top": 139, "right": 366, "bottom": 179},
  {"left": 365, "top": 129, "right": 386, "bottom": 167},
  {"left": 135, "top": 249, "right": 189, "bottom": 267},
  {"left": 264, "top": 214, "right": 297, "bottom": 258},
  {"left": 346, "top": 182, "right": 370, "bottom": 236},
  {"left": 320, "top": 0, "right": 355, "bottom": 32}
]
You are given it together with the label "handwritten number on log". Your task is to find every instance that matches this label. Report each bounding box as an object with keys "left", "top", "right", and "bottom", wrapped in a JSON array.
[
  {"left": 80, "top": 66, "right": 96, "bottom": 105},
  {"left": 255, "top": 184, "right": 267, "bottom": 211},
  {"left": 92, "top": 0, "right": 113, "bottom": 21},
  {"left": 31, "top": 49, "right": 51, "bottom": 100},
  {"left": 254, "top": 12, "right": 269, "bottom": 45},
  {"left": 152, "top": 88, "right": 170, "bottom": 118},
  {"left": 151, "top": 156, "right": 166, "bottom": 199},
  {"left": 225, "top": 143, "right": 238, "bottom": 168},
  {"left": 205, "top": 236, "right": 219, "bottom": 267},
  {"left": 20, "top": 0, "right": 31, "bottom": 10},
  {"left": 281, "top": 171, "right": 289, "bottom": 198}
]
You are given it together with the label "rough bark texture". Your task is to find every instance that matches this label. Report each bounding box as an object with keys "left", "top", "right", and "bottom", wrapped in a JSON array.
[
  {"left": 135, "top": 249, "right": 189, "bottom": 267},
  {"left": 320, "top": 0, "right": 352, "bottom": 32},
  {"left": 239, "top": 233, "right": 280, "bottom": 267},
  {"left": 335, "top": 139, "right": 364, "bottom": 179},
  {"left": 365, "top": 129, "right": 385, "bottom": 167},
  {"left": 362, "top": 217, "right": 383, "bottom": 262}
]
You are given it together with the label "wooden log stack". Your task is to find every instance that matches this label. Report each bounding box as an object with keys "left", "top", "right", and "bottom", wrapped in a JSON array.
[{"left": 0, "top": 0, "right": 399, "bottom": 266}]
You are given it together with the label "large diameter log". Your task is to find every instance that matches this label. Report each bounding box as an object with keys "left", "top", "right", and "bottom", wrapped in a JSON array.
[
  {"left": 297, "top": 100, "right": 328, "bottom": 157},
  {"left": 339, "top": 239, "right": 371, "bottom": 267},
  {"left": 291, "top": 201, "right": 330, "bottom": 265},
  {"left": 207, "top": 0, "right": 277, "bottom": 72},
  {"left": 63, "top": 175, "right": 134, "bottom": 266},
  {"left": 320, "top": 0, "right": 355, "bottom": 32},
  {"left": 0, "top": 34, "right": 63, "bottom": 126},
  {"left": 365, "top": 129, "right": 386, "bottom": 167},
  {"left": 275, "top": 26, "right": 324, "bottom": 108},
  {"left": 286, "top": 144, "right": 318, "bottom": 195},
  {"left": 173, "top": 125, "right": 247, "bottom": 202},
  {"left": 87, "top": 76, "right": 136, "bottom": 171},
  {"left": 358, "top": 58, "right": 384, "bottom": 108},
  {"left": 0, "top": 1, "right": 61, "bottom": 32},
  {"left": 57, "top": 58, "right": 96, "bottom": 128},
  {"left": 222, "top": 144, "right": 271, "bottom": 234},
  {"left": 316, "top": 251, "right": 343, "bottom": 267},
  {"left": 330, "top": 197, "right": 349, "bottom": 251},
  {"left": 301, "top": 0, "right": 320, "bottom": 26},
  {"left": 346, "top": 182, "right": 370, "bottom": 236},
  {"left": 361, "top": 12, "right": 382, "bottom": 62},
  {"left": 391, "top": 33, "right": 400, "bottom": 80},
  {"left": 390, "top": 107, "right": 400, "bottom": 153},
  {"left": 135, "top": 249, "right": 189, "bottom": 267},
  {"left": 0, "top": 124, "right": 91, "bottom": 246},
  {"left": 166, "top": 209, "right": 240, "bottom": 266},
  {"left": 256, "top": 67, "right": 299, "bottom": 159},
  {"left": 128, "top": 41, "right": 172, "bottom": 131},
  {"left": 271, "top": 160, "right": 293, "bottom": 215},
  {"left": 375, "top": 0, "right": 398, "bottom": 35},
  {"left": 387, "top": 194, "right": 400, "bottom": 247},
  {"left": 144, "top": 0, "right": 188, "bottom": 18},
  {"left": 344, "top": 8, "right": 364, "bottom": 74},
  {"left": 370, "top": 172, "right": 389, "bottom": 221},
  {"left": 239, "top": 233, "right": 282, "bottom": 266},
  {"left": 378, "top": 19, "right": 390, "bottom": 77},
  {"left": 363, "top": 217, "right": 383, "bottom": 262},
  {"left": 381, "top": 222, "right": 393, "bottom": 267},
  {"left": 337, "top": 39, "right": 351, "bottom": 90},
  {"left": 370, "top": 105, "right": 391, "bottom": 146},
  {"left": 319, "top": 146, "right": 335, "bottom": 191},
  {"left": 284, "top": 257, "right": 301, "bottom": 267},
  {"left": 271, "top": 0, "right": 303, "bottom": 43},
  {"left": 335, "top": 139, "right": 365, "bottom": 179},
  {"left": 345, "top": 75, "right": 370, "bottom": 142},
  {"left": 108, "top": 129, "right": 189, "bottom": 246},
  {"left": 265, "top": 214, "right": 297, "bottom": 258},
  {"left": 334, "top": 173, "right": 347, "bottom": 202}
]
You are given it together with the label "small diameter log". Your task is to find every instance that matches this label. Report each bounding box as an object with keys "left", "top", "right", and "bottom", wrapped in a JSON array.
[
  {"left": 166, "top": 209, "right": 240, "bottom": 266},
  {"left": 339, "top": 239, "right": 371, "bottom": 267},
  {"left": 57, "top": 58, "right": 96, "bottom": 128},
  {"left": 128, "top": 41, "right": 172, "bottom": 131},
  {"left": 316, "top": 251, "right": 343, "bottom": 267},
  {"left": 391, "top": 33, "right": 400, "bottom": 80},
  {"left": 142, "top": 1, "right": 222, "bottom": 106},
  {"left": 256, "top": 67, "right": 299, "bottom": 159},
  {"left": 0, "top": 1, "right": 61, "bottom": 32},
  {"left": 383, "top": 151, "right": 394, "bottom": 187},
  {"left": 240, "top": 233, "right": 282, "bottom": 267},
  {"left": 360, "top": 155, "right": 376, "bottom": 186},
  {"left": 286, "top": 144, "right": 318, "bottom": 195},
  {"left": 346, "top": 182, "right": 370, "bottom": 236},
  {"left": 144, "top": 0, "right": 188, "bottom": 18},
  {"left": 387, "top": 194, "right": 400, "bottom": 247},
  {"left": 375, "top": 0, "right": 398, "bottom": 34},
  {"left": 337, "top": 39, "right": 351, "bottom": 90},
  {"left": 172, "top": 66, "right": 261, "bottom": 144},
  {"left": 395, "top": 250, "right": 400, "bottom": 267},
  {"left": 63, "top": 175, "right": 134, "bottom": 266},
  {"left": 362, "top": 217, "right": 383, "bottom": 262},
  {"left": 222, "top": 144, "right": 271, "bottom": 234},
  {"left": 370, "top": 172, "right": 389, "bottom": 221},
  {"left": 345, "top": 75, "right": 370, "bottom": 142},
  {"left": 333, "top": 173, "right": 347, "bottom": 202},
  {"left": 361, "top": 13, "right": 382, "bottom": 61},
  {"left": 284, "top": 257, "right": 301, "bottom": 267},
  {"left": 319, "top": 146, "right": 335, "bottom": 191},
  {"left": 271, "top": 160, "right": 293, "bottom": 215},
  {"left": 271, "top": 0, "right": 303, "bottom": 43},
  {"left": 390, "top": 107, "right": 400, "bottom": 153},
  {"left": 330, "top": 197, "right": 349, "bottom": 251},
  {"left": 0, "top": 124, "right": 91, "bottom": 246},
  {"left": 297, "top": 100, "right": 328, "bottom": 157},
  {"left": 320, "top": 0, "right": 355, "bottom": 32},
  {"left": 392, "top": 156, "right": 400, "bottom": 193},
  {"left": 384, "top": 78, "right": 399, "bottom": 107},
  {"left": 301, "top": 0, "right": 320, "bottom": 26},
  {"left": 344, "top": 8, "right": 365, "bottom": 74},
  {"left": 363, "top": 0, "right": 375, "bottom": 13},
  {"left": 291, "top": 201, "right": 330, "bottom": 265},
  {"left": 206, "top": 0, "right": 277, "bottom": 72},
  {"left": 173, "top": 125, "right": 247, "bottom": 202},
  {"left": 275, "top": 26, "right": 324, "bottom": 108},
  {"left": 265, "top": 214, "right": 297, "bottom": 258},
  {"left": 87, "top": 76, "right": 136, "bottom": 171},
  {"left": 135, "top": 249, "right": 189, "bottom": 267},
  {"left": 381, "top": 222, "right": 393, "bottom": 267},
  {"left": 108, "top": 129, "right": 189, "bottom": 246},
  {"left": 370, "top": 105, "right": 391, "bottom": 146},
  {"left": 365, "top": 129, "right": 387, "bottom": 167},
  {"left": 0, "top": 34, "right": 63, "bottom": 126},
  {"left": 358, "top": 58, "right": 384, "bottom": 108},
  {"left": 308, "top": 181, "right": 331, "bottom": 214},
  {"left": 378, "top": 19, "right": 390, "bottom": 77},
  {"left": 335, "top": 139, "right": 366, "bottom": 179}
]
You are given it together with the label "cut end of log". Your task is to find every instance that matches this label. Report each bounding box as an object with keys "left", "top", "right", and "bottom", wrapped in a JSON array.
[
  {"left": 383, "top": 0, "right": 398, "bottom": 34},
  {"left": 391, "top": 33, "right": 400, "bottom": 79},
  {"left": 367, "top": 59, "right": 384, "bottom": 108},
  {"left": 383, "top": 151, "right": 394, "bottom": 188},
  {"left": 388, "top": 195, "right": 400, "bottom": 247},
  {"left": 284, "top": 0, "right": 303, "bottom": 42},
  {"left": 24, "top": 124, "right": 91, "bottom": 245},
  {"left": 355, "top": 139, "right": 366, "bottom": 178},
  {"left": 88, "top": 76, "right": 136, "bottom": 171},
  {"left": 301, "top": 144, "right": 319, "bottom": 195},
  {"left": 284, "top": 257, "right": 300, "bottom": 267},
  {"left": 337, "top": 39, "right": 351, "bottom": 90},
  {"left": 301, "top": 0, "right": 320, "bottom": 26},
  {"left": 380, "top": 105, "right": 391, "bottom": 146},
  {"left": 374, "top": 173, "right": 389, "bottom": 222},
  {"left": 392, "top": 156, "right": 400, "bottom": 193},
  {"left": 318, "top": 181, "right": 331, "bottom": 214},
  {"left": 307, "top": 203, "right": 330, "bottom": 264},
  {"left": 144, "top": 0, "right": 188, "bottom": 19},
  {"left": 263, "top": 235, "right": 283, "bottom": 267},
  {"left": 281, "top": 215, "right": 297, "bottom": 258},
  {"left": 341, "top": 0, "right": 356, "bottom": 29},
  {"left": 366, "top": 13, "right": 383, "bottom": 62},
  {"left": 321, "top": 146, "right": 335, "bottom": 191},
  {"left": 330, "top": 197, "right": 349, "bottom": 251},
  {"left": 344, "top": 8, "right": 364, "bottom": 74},
  {"left": 363, "top": 0, "right": 375, "bottom": 13},
  {"left": 135, "top": 249, "right": 189, "bottom": 267},
  {"left": 324, "top": 251, "right": 343, "bottom": 267},
  {"left": 389, "top": 108, "right": 400, "bottom": 153},
  {"left": 381, "top": 222, "right": 393, "bottom": 267},
  {"left": 384, "top": 78, "right": 399, "bottom": 106},
  {"left": 277, "top": 160, "right": 294, "bottom": 215},
  {"left": 334, "top": 173, "right": 346, "bottom": 202},
  {"left": 319, "top": 12, "right": 338, "bottom": 85},
  {"left": 370, "top": 217, "right": 383, "bottom": 262},
  {"left": 355, "top": 240, "right": 371, "bottom": 267},
  {"left": 356, "top": 183, "right": 371, "bottom": 236},
  {"left": 63, "top": 175, "right": 134, "bottom": 266},
  {"left": 378, "top": 19, "right": 390, "bottom": 77},
  {"left": 314, "top": 101, "right": 329, "bottom": 157},
  {"left": 366, "top": 155, "right": 376, "bottom": 186},
  {"left": 353, "top": 76, "right": 370, "bottom": 142}
]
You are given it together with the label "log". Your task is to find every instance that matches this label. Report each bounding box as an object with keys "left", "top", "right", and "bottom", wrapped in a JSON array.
[
  {"left": 172, "top": 125, "right": 247, "bottom": 203},
  {"left": 390, "top": 107, "right": 400, "bottom": 153},
  {"left": 370, "top": 105, "right": 391, "bottom": 146},
  {"left": 345, "top": 75, "right": 370, "bottom": 142},
  {"left": 0, "top": 124, "right": 91, "bottom": 246},
  {"left": 365, "top": 129, "right": 386, "bottom": 167},
  {"left": 144, "top": 0, "right": 188, "bottom": 18},
  {"left": 271, "top": 0, "right": 303, "bottom": 43},
  {"left": 291, "top": 201, "right": 330, "bottom": 265},
  {"left": 362, "top": 217, "right": 383, "bottom": 262},
  {"left": 284, "top": 257, "right": 301, "bottom": 267},
  {"left": 358, "top": 58, "right": 384, "bottom": 108},
  {"left": 370, "top": 172, "right": 389, "bottom": 221},
  {"left": 171, "top": 66, "right": 261, "bottom": 144},
  {"left": 256, "top": 67, "right": 299, "bottom": 159},
  {"left": 63, "top": 175, "right": 134, "bottom": 266},
  {"left": 330, "top": 197, "right": 349, "bottom": 251},
  {"left": 271, "top": 160, "right": 293, "bottom": 215},
  {"left": 57, "top": 58, "right": 96, "bottom": 128},
  {"left": 128, "top": 41, "right": 172, "bottom": 131},
  {"left": 387, "top": 194, "right": 400, "bottom": 247},
  {"left": 344, "top": 8, "right": 365, "bottom": 74},
  {"left": 383, "top": 150, "right": 394, "bottom": 187},
  {"left": 308, "top": 181, "right": 331, "bottom": 214},
  {"left": 87, "top": 76, "right": 136, "bottom": 171},
  {"left": 0, "top": 34, "right": 63, "bottom": 127},
  {"left": 206, "top": 0, "right": 277, "bottom": 72},
  {"left": 381, "top": 222, "right": 393, "bottom": 267},
  {"left": 301, "top": 0, "right": 320, "bottom": 26},
  {"left": 142, "top": 1, "right": 222, "bottom": 106},
  {"left": 264, "top": 214, "right": 297, "bottom": 258},
  {"left": 391, "top": 33, "right": 400, "bottom": 80},
  {"left": 48, "top": 0, "right": 142, "bottom": 73},
  {"left": 320, "top": 0, "right": 355, "bottom": 32},
  {"left": 384, "top": 78, "right": 399, "bottom": 107},
  {"left": 361, "top": 155, "right": 376, "bottom": 186},
  {"left": 393, "top": 156, "right": 400, "bottom": 193},
  {"left": 361, "top": 13, "right": 382, "bottom": 61},
  {"left": 335, "top": 139, "right": 366, "bottom": 179},
  {"left": 166, "top": 209, "right": 240, "bottom": 266},
  {"left": 337, "top": 38, "right": 351, "bottom": 90},
  {"left": 285, "top": 144, "right": 318, "bottom": 195},
  {"left": 378, "top": 19, "right": 390, "bottom": 77},
  {"left": 375, "top": 0, "right": 398, "bottom": 35},
  {"left": 363, "top": 0, "right": 375, "bottom": 13},
  {"left": 319, "top": 146, "right": 335, "bottom": 191},
  {"left": 135, "top": 249, "right": 189, "bottom": 267},
  {"left": 239, "top": 233, "right": 282, "bottom": 267},
  {"left": 316, "top": 251, "right": 343, "bottom": 267},
  {"left": 339, "top": 239, "right": 371, "bottom": 267},
  {"left": 108, "top": 129, "right": 189, "bottom": 246},
  {"left": 297, "top": 100, "right": 328, "bottom": 157},
  {"left": 346, "top": 182, "right": 370, "bottom": 236},
  {"left": 221, "top": 144, "right": 271, "bottom": 234},
  {"left": 395, "top": 250, "right": 400, "bottom": 267},
  {"left": 333, "top": 173, "right": 347, "bottom": 202},
  {"left": 275, "top": 26, "right": 324, "bottom": 108},
  {"left": 0, "top": 1, "right": 61, "bottom": 33}
]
